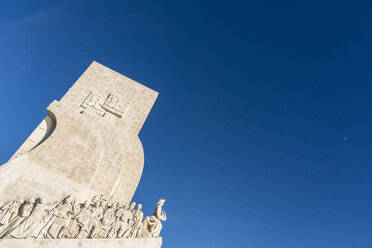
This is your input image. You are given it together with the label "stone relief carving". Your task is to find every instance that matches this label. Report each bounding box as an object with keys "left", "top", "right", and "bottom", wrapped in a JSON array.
[
  {"left": 0, "top": 196, "right": 165, "bottom": 239},
  {"left": 81, "top": 92, "right": 106, "bottom": 116},
  {"left": 139, "top": 199, "right": 167, "bottom": 238},
  {"left": 81, "top": 91, "right": 130, "bottom": 118},
  {"left": 102, "top": 94, "right": 128, "bottom": 117}
]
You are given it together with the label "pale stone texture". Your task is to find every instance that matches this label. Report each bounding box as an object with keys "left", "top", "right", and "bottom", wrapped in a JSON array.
[
  {"left": 0, "top": 61, "right": 158, "bottom": 205},
  {"left": 0, "top": 238, "right": 162, "bottom": 248},
  {"left": 0, "top": 196, "right": 166, "bottom": 240}
]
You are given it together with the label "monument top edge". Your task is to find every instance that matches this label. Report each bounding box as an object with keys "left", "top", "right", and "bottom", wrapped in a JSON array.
[
  {"left": 57, "top": 60, "right": 159, "bottom": 135},
  {"left": 88, "top": 60, "right": 159, "bottom": 96}
]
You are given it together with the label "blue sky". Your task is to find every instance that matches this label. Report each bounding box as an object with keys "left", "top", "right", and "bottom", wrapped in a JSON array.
[{"left": 0, "top": 0, "right": 371, "bottom": 247}]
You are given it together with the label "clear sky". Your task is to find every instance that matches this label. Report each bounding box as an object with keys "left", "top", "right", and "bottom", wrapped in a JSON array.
[{"left": 0, "top": 0, "right": 371, "bottom": 247}]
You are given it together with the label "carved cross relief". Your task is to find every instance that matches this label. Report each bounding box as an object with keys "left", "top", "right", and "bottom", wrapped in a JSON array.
[{"left": 81, "top": 91, "right": 129, "bottom": 118}]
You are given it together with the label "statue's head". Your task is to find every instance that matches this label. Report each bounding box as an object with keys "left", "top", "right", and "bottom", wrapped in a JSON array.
[
  {"left": 157, "top": 199, "right": 165, "bottom": 206},
  {"left": 10, "top": 201, "right": 19, "bottom": 210},
  {"left": 100, "top": 195, "right": 108, "bottom": 205},
  {"left": 115, "top": 202, "right": 123, "bottom": 209},
  {"left": 80, "top": 201, "right": 88, "bottom": 209},
  {"left": 91, "top": 195, "right": 101, "bottom": 207},
  {"left": 120, "top": 214, "right": 126, "bottom": 221},
  {"left": 137, "top": 204, "right": 142, "bottom": 210},
  {"left": 129, "top": 202, "right": 136, "bottom": 211},
  {"left": 34, "top": 197, "right": 42, "bottom": 205},
  {"left": 115, "top": 209, "right": 123, "bottom": 218},
  {"left": 19, "top": 200, "right": 33, "bottom": 217},
  {"left": 62, "top": 195, "right": 72, "bottom": 205}
]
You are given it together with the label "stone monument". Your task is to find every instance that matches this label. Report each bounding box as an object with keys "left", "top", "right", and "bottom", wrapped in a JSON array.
[{"left": 0, "top": 62, "right": 165, "bottom": 247}]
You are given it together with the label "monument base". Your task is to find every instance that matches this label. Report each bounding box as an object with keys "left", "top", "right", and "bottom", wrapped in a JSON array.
[{"left": 0, "top": 238, "right": 162, "bottom": 248}]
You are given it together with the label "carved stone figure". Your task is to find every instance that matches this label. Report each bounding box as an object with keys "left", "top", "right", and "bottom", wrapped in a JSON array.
[
  {"left": 46, "top": 196, "right": 74, "bottom": 239},
  {"left": 75, "top": 202, "right": 94, "bottom": 239},
  {"left": 130, "top": 204, "right": 143, "bottom": 238},
  {"left": 98, "top": 205, "right": 116, "bottom": 238},
  {"left": 129, "top": 202, "right": 136, "bottom": 213},
  {"left": 0, "top": 195, "right": 165, "bottom": 240},
  {"left": 4, "top": 199, "right": 34, "bottom": 238},
  {"left": 22, "top": 198, "right": 54, "bottom": 239},
  {"left": 0, "top": 201, "right": 19, "bottom": 232},
  {"left": 116, "top": 204, "right": 133, "bottom": 238},
  {"left": 89, "top": 198, "right": 105, "bottom": 239},
  {"left": 139, "top": 199, "right": 166, "bottom": 238}
]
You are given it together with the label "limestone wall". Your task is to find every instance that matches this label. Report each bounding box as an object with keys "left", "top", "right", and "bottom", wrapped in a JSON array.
[{"left": 0, "top": 62, "right": 159, "bottom": 205}]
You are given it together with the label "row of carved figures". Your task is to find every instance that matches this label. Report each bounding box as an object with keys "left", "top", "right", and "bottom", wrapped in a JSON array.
[{"left": 0, "top": 195, "right": 166, "bottom": 239}]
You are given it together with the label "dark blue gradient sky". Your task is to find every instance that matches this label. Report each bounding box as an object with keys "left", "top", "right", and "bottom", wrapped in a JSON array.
[{"left": 0, "top": 1, "right": 371, "bottom": 247}]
